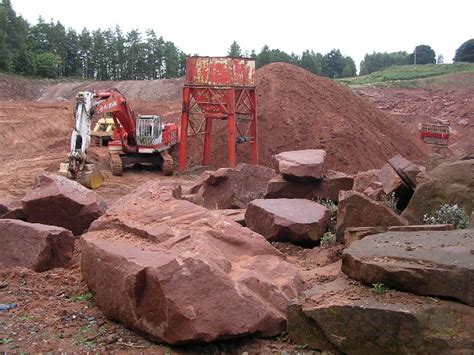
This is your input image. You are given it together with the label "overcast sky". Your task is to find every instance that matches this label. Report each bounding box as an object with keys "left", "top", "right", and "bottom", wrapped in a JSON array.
[{"left": 11, "top": 0, "right": 474, "bottom": 68}]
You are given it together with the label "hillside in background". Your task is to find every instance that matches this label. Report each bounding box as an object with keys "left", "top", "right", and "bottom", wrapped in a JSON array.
[{"left": 339, "top": 63, "right": 474, "bottom": 88}]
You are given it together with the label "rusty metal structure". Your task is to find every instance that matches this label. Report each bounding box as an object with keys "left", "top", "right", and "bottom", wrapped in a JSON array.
[{"left": 178, "top": 57, "right": 257, "bottom": 172}]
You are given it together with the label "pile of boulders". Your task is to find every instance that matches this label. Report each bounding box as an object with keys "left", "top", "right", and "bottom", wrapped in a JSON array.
[
  {"left": 265, "top": 149, "right": 353, "bottom": 202},
  {"left": 244, "top": 149, "right": 353, "bottom": 246},
  {"left": 287, "top": 228, "right": 474, "bottom": 353},
  {"left": 0, "top": 172, "right": 107, "bottom": 271}
]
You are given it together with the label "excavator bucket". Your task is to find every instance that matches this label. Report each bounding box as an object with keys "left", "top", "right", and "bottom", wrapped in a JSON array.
[{"left": 58, "top": 162, "right": 104, "bottom": 189}]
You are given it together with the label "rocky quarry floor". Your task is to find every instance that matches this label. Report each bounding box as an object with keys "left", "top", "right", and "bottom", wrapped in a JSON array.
[{"left": 1, "top": 64, "right": 473, "bottom": 354}]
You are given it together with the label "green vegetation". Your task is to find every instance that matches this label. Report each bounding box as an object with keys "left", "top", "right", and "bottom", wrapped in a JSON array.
[
  {"left": 69, "top": 292, "right": 93, "bottom": 302},
  {"left": 338, "top": 62, "right": 474, "bottom": 87},
  {"left": 372, "top": 283, "right": 389, "bottom": 294},
  {"left": 315, "top": 197, "right": 337, "bottom": 221},
  {"left": 0, "top": 337, "right": 13, "bottom": 344},
  {"left": 320, "top": 231, "right": 337, "bottom": 248},
  {"left": 380, "top": 192, "right": 400, "bottom": 214},
  {"left": 423, "top": 204, "right": 470, "bottom": 229},
  {"left": 454, "top": 39, "right": 474, "bottom": 63}
]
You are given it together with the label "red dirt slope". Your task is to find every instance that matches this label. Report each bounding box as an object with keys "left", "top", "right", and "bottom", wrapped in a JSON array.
[{"left": 254, "top": 63, "right": 428, "bottom": 173}]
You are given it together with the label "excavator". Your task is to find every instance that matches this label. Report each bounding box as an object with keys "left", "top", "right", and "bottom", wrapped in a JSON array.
[{"left": 59, "top": 89, "right": 179, "bottom": 188}]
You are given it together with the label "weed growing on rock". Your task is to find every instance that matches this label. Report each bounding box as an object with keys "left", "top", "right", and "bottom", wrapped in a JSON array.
[
  {"left": 315, "top": 197, "right": 337, "bottom": 221},
  {"left": 380, "top": 192, "right": 399, "bottom": 214},
  {"left": 320, "top": 231, "right": 337, "bottom": 248},
  {"left": 372, "top": 283, "right": 389, "bottom": 294},
  {"left": 423, "top": 204, "right": 469, "bottom": 229}
]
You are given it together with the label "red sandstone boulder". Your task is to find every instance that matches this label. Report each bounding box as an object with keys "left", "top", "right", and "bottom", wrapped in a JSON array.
[
  {"left": 0, "top": 219, "right": 75, "bottom": 272},
  {"left": 402, "top": 157, "right": 474, "bottom": 224},
  {"left": 377, "top": 164, "right": 412, "bottom": 209},
  {"left": 0, "top": 198, "right": 25, "bottom": 220},
  {"left": 187, "top": 163, "right": 276, "bottom": 209},
  {"left": 81, "top": 181, "right": 304, "bottom": 344},
  {"left": 265, "top": 170, "right": 353, "bottom": 202},
  {"left": 245, "top": 199, "right": 330, "bottom": 246},
  {"left": 353, "top": 169, "right": 383, "bottom": 200},
  {"left": 336, "top": 190, "right": 408, "bottom": 242},
  {"left": 273, "top": 149, "right": 327, "bottom": 181},
  {"left": 342, "top": 229, "right": 474, "bottom": 306},
  {"left": 22, "top": 172, "right": 107, "bottom": 235},
  {"left": 388, "top": 154, "right": 423, "bottom": 190},
  {"left": 288, "top": 278, "right": 474, "bottom": 353}
]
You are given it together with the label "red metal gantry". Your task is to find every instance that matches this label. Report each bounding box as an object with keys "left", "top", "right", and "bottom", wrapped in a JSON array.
[{"left": 178, "top": 57, "right": 257, "bottom": 172}]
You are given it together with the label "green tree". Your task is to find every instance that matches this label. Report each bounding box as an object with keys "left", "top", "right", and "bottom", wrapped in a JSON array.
[
  {"left": 35, "top": 51, "right": 61, "bottom": 78},
  {"left": 91, "top": 29, "right": 108, "bottom": 80},
  {"left": 145, "top": 29, "right": 164, "bottom": 79},
  {"left": 0, "top": 0, "right": 29, "bottom": 73},
  {"left": 359, "top": 51, "right": 410, "bottom": 75},
  {"left": 409, "top": 45, "right": 436, "bottom": 65},
  {"left": 341, "top": 56, "right": 356, "bottom": 77},
  {"left": 163, "top": 40, "right": 180, "bottom": 78},
  {"left": 322, "top": 49, "right": 344, "bottom": 78},
  {"left": 453, "top": 39, "right": 474, "bottom": 63},
  {"left": 78, "top": 28, "right": 93, "bottom": 78},
  {"left": 228, "top": 40, "right": 242, "bottom": 57},
  {"left": 300, "top": 50, "right": 323, "bottom": 75},
  {"left": 64, "top": 28, "right": 80, "bottom": 76}
]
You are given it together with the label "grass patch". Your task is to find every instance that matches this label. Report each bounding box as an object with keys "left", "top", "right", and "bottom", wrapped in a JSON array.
[
  {"left": 69, "top": 292, "right": 93, "bottom": 302},
  {"left": 372, "top": 283, "right": 389, "bottom": 294},
  {"left": 338, "top": 63, "right": 474, "bottom": 88}
]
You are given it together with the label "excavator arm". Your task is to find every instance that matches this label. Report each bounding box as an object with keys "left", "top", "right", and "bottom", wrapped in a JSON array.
[
  {"left": 93, "top": 89, "right": 138, "bottom": 152},
  {"left": 59, "top": 91, "right": 103, "bottom": 188}
]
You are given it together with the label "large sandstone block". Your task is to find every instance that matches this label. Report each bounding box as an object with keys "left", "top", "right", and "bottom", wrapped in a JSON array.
[
  {"left": 336, "top": 190, "right": 408, "bottom": 242},
  {"left": 342, "top": 229, "right": 474, "bottom": 306},
  {"left": 245, "top": 199, "right": 330, "bottom": 246},
  {"left": 388, "top": 154, "right": 423, "bottom": 189},
  {"left": 344, "top": 224, "right": 454, "bottom": 246},
  {"left": 265, "top": 170, "right": 353, "bottom": 202},
  {"left": 0, "top": 219, "right": 75, "bottom": 272},
  {"left": 377, "top": 163, "right": 412, "bottom": 209},
  {"left": 187, "top": 163, "right": 275, "bottom": 209},
  {"left": 0, "top": 198, "right": 25, "bottom": 220},
  {"left": 402, "top": 157, "right": 474, "bottom": 224},
  {"left": 81, "top": 181, "right": 304, "bottom": 344},
  {"left": 22, "top": 172, "right": 107, "bottom": 235},
  {"left": 273, "top": 149, "right": 327, "bottom": 181},
  {"left": 288, "top": 278, "right": 474, "bottom": 354}
]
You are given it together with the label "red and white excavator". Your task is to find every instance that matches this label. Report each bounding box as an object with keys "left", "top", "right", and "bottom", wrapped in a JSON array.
[{"left": 59, "top": 89, "right": 179, "bottom": 188}]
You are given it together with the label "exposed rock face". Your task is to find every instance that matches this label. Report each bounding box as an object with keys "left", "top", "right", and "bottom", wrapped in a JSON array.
[
  {"left": 353, "top": 169, "right": 380, "bottom": 192},
  {"left": 388, "top": 154, "right": 423, "bottom": 189},
  {"left": 265, "top": 171, "right": 353, "bottom": 202},
  {"left": 187, "top": 163, "right": 275, "bottom": 209},
  {"left": 287, "top": 278, "right": 474, "bottom": 354},
  {"left": 81, "top": 181, "right": 304, "bottom": 344},
  {"left": 377, "top": 163, "right": 412, "bottom": 209},
  {"left": 245, "top": 199, "right": 330, "bottom": 246},
  {"left": 21, "top": 172, "right": 107, "bottom": 235},
  {"left": 273, "top": 149, "right": 327, "bottom": 181},
  {"left": 0, "top": 198, "right": 25, "bottom": 220},
  {"left": 336, "top": 190, "right": 408, "bottom": 242},
  {"left": 402, "top": 157, "right": 474, "bottom": 224},
  {"left": 342, "top": 229, "right": 474, "bottom": 306},
  {"left": 378, "top": 163, "right": 409, "bottom": 195},
  {"left": 344, "top": 224, "right": 454, "bottom": 246},
  {"left": 0, "top": 219, "right": 75, "bottom": 272}
]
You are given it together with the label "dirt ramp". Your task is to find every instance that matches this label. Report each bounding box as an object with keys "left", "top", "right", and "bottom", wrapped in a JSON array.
[
  {"left": 38, "top": 77, "right": 184, "bottom": 102},
  {"left": 255, "top": 63, "right": 428, "bottom": 173}
]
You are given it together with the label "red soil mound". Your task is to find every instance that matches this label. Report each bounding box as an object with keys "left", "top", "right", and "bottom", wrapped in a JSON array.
[{"left": 254, "top": 63, "right": 428, "bottom": 173}]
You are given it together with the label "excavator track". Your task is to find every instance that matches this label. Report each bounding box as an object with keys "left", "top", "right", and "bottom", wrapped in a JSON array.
[
  {"left": 160, "top": 150, "right": 174, "bottom": 176},
  {"left": 109, "top": 152, "right": 123, "bottom": 176}
]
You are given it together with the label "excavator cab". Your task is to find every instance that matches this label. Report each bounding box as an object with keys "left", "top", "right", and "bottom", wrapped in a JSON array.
[{"left": 136, "top": 115, "right": 163, "bottom": 146}]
